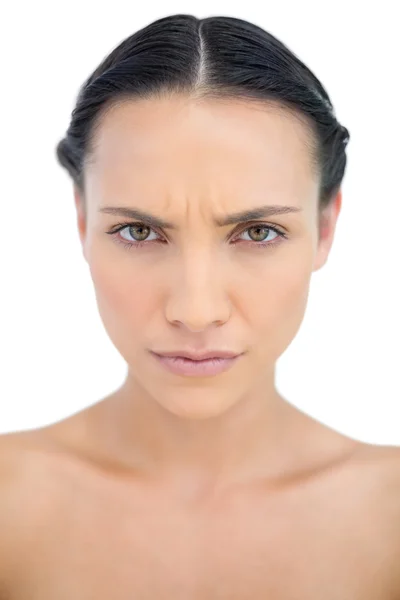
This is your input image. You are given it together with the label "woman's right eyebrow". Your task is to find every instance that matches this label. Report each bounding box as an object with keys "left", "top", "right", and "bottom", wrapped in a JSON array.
[
  {"left": 99, "top": 206, "right": 176, "bottom": 229},
  {"left": 98, "top": 204, "right": 302, "bottom": 229}
]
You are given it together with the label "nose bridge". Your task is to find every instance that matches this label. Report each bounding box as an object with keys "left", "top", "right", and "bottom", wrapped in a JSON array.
[{"left": 165, "top": 245, "right": 230, "bottom": 332}]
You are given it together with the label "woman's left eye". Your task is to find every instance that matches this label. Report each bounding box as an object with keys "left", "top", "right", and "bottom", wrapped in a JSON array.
[{"left": 233, "top": 224, "right": 286, "bottom": 246}]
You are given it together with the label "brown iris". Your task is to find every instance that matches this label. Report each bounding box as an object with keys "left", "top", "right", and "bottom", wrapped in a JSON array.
[
  {"left": 247, "top": 226, "right": 269, "bottom": 242},
  {"left": 129, "top": 224, "right": 150, "bottom": 241}
]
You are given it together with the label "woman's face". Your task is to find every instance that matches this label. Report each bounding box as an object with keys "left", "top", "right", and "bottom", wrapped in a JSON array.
[{"left": 76, "top": 95, "right": 341, "bottom": 419}]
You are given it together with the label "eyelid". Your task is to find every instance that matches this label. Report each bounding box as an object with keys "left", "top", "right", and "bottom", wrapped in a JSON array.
[
  {"left": 229, "top": 221, "right": 286, "bottom": 238},
  {"left": 107, "top": 221, "right": 165, "bottom": 239},
  {"left": 108, "top": 221, "right": 154, "bottom": 233}
]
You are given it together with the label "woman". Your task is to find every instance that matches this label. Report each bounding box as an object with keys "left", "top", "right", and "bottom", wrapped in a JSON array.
[{"left": 1, "top": 13, "right": 399, "bottom": 599}]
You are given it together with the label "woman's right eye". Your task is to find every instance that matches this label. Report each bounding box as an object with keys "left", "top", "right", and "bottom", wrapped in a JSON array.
[
  {"left": 106, "top": 222, "right": 163, "bottom": 249},
  {"left": 119, "top": 223, "right": 160, "bottom": 243}
]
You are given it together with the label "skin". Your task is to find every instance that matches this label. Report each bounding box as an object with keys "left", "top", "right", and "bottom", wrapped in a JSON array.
[{"left": 1, "top": 93, "right": 400, "bottom": 598}]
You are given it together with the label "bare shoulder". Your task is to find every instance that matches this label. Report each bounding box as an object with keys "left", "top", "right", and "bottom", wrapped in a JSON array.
[
  {"left": 349, "top": 441, "right": 400, "bottom": 555},
  {"left": 346, "top": 441, "right": 400, "bottom": 502},
  {"left": 0, "top": 428, "right": 56, "bottom": 521},
  {"left": 0, "top": 431, "right": 38, "bottom": 592},
  {"left": 0, "top": 425, "right": 82, "bottom": 500},
  {"left": 0, "top": 429, "right": 39, "bottom": 504},
  {"left": 0, "top": 428, "right": 72, "bottom": 593},
  {"left": 322, "top": 440, "right": 400, "bottom": 596},
  {"left": 350, "top": 440, "right": 400, "bottom": 480}
]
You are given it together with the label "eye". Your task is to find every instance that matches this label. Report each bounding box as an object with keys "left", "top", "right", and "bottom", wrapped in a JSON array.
[
  {"left": 233, "top": 223, "right": 286, "bottom": 247},
  {"left": 106, "top": 221, "right": 164, "bottom": 249},
  {"left": 119, "top": 223, "right": 160, "bottom": 243}
]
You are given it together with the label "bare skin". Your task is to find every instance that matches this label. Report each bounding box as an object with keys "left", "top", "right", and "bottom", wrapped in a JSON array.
[
  {"left": 1, "top": 94, "right": 399, "bottom": 598},
  {"left": 1, "top": 410, "right": 400, "bottom": 599}
]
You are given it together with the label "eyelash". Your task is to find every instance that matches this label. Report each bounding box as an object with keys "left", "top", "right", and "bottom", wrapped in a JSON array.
[{"left": 106, "top": 221, "right": 287, "bottom": 251}]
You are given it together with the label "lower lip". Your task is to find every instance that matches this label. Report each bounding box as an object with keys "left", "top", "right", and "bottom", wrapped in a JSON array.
[{"left": 151, "top": 353, "right": 242, "bottom": 377}]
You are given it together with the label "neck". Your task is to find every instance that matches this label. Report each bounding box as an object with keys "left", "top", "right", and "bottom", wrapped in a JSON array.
[{"left": 86, "top": 366, "right": 309, "bottom": 490}]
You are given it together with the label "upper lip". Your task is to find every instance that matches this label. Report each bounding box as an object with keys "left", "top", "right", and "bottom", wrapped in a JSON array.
[{"left": 152, "top": 349, "right": 242, "bottom": 361}]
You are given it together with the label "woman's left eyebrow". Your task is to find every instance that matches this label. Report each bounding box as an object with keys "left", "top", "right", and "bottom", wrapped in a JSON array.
[
  {"left": 98, "top": 204, "right": 302, "bottom": 229},
  {"left": 215, "top": 204, "right": 302, "bottom": 226}
]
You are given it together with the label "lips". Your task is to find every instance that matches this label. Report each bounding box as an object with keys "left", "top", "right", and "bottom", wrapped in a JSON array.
[{"left": 150, "top": 350, "right": 243, "bottom": 377}]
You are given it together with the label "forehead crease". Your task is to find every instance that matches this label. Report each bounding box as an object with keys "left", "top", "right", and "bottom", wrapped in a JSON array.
[{"left": 159, "top": 188, "right": 229, "bottom": 227}]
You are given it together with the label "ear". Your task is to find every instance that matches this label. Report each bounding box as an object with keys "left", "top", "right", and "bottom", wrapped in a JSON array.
[
  {"left": 312, "top": 189, "right": 342, "bottom": 272},
  {"left": 73, "top": 186, "right": 87, "bottom": 261}
]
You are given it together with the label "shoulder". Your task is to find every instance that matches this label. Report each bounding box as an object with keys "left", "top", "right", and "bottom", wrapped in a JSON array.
[
  {"left": 347, "top": 441, "right": 400, "bottom": 508},
  {"left": 350, "top": 441, "right": 400, "bottom": 484},
  {"left": 0, "top": 429, "right": 53, "bottom": 526},
  {"left": 348, "top": 442, "right": 400, "bottom": 591},
  {"left": 0, "top": 429, "right": 71, "bottom": 592},
  {"left": 0, "top": 432, "right": 36, "bottom": 592}
]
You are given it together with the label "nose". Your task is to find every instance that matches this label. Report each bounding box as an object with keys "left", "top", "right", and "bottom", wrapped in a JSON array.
[{"left": 165, "top": 252, "right": 231, "bottom": 333}]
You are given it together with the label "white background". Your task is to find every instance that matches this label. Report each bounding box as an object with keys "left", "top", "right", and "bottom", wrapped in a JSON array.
[{"left": 0, "top": 1, "right": 398, "bottom": 443}]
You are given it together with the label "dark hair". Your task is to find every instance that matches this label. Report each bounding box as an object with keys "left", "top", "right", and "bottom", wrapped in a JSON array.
[{"left": 55, "top": 13, "right": 350, "bottom": 210}]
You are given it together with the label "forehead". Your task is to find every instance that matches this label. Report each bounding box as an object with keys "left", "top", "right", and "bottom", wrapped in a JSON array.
[{"left": 85, "top": 95, "right": 319, "bottom": 207}]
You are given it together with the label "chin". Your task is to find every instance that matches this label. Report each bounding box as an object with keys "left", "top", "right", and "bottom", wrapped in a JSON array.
[{"left": 154, "top": 386, "right": 243, "bottom": 421}]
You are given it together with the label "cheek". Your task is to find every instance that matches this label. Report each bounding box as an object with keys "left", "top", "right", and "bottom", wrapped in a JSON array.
[
  {"left": 88, "top": 253, "right": 157, "bottom": 336},
  {"left": 244, "top": 252, "right": 312, "bottom": 357},
  {"left": 274, "top": 258, "right": 311, "bottom": 313}
]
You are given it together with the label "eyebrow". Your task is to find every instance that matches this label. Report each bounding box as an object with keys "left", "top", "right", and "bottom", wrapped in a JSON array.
[{"left": 99, "top": 204, "right": 302, "bottom": 229}]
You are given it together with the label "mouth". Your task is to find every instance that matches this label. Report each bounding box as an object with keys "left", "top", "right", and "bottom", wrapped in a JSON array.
[{"left": 150, "top": 351, "right": 243, "bottom": 377}]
